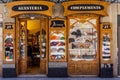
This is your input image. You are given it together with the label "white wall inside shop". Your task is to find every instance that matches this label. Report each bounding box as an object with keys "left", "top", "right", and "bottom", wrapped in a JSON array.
[{"left": 101, "top": 3, "right": 118, "bottom": 77}]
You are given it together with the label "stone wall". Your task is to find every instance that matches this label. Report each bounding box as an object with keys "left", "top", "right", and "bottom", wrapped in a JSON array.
[
  {"left": 101, "top": 3, "right": 118, "bottom": 77},
  {"left": 0, "top": 4, "right": 15, "bottom": 77},
  {"left": 0, "top": 4, "right": 4, "bottom": 77},
  {"left": 0, "top": 15, "right": 3, "bottom": 76}
]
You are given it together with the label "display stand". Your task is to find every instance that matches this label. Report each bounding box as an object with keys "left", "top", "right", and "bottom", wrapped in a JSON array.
[
  {"left": 100, "top": 22, "right": 113, "bottom": 78},
  {"left": 3, "top": 23, "right": 15, "bottom": 63},
  {"left": 3, "top": 22, "right": 16, "bottom": 77},
  {"left": 48, "top": 18, "right": 68, "bottom": 77}
]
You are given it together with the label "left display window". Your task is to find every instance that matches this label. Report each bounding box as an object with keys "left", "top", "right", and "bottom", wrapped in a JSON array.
[
  {"left": 3, "top": 23, "right": 15, "bottom": 63},
  {"left": 49, "top": 19, "right": 66, "bottom": 62},
  {"left": 49, "top": 30, "right": 66, "bottom": 61}
]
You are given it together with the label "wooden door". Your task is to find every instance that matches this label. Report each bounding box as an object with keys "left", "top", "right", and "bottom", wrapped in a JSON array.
[
  {"left": 16, "top": 17, "right": 48, "bottom": 75},
  {"left": 68, "top": 14, "right": 99, "bottom": 75},
  {"left": 15, "top": 18, "right": 28, "bottom": 75},
  {"left": 39, "top": 18, "right": 48, "bottom": 74},
  {"left": 18, "top": 19, "right": 27, "bottom": 74}
]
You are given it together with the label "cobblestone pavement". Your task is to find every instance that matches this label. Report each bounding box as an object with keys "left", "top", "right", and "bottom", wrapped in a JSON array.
[{"left": 0, "top": 78, "right": 120, "bottom": 80}]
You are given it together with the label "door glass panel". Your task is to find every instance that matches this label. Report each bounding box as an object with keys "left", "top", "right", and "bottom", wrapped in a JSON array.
[
  {"left": 20, "top": 22, "right": 26, "bottom": 59},
  {"left": 5, "top": 33, "right": 14, "bottom": 61},
  {"left": 69, "top": 18, "right": 97, "bottom": 61},
  {"left": 41, "top": 29, "right": 46, "bottom": 59}
]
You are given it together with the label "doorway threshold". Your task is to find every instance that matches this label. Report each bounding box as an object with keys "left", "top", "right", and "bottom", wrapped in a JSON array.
[
  {"left": 18, "top": 74, "right": 47, "bottom": 78},
  {"left": 69, "top": 75, "right": 98, "bottom": 78}
]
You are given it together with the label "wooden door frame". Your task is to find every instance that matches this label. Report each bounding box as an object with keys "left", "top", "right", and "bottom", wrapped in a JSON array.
[
  {"left": 39, "top": 17, "right": 49, "bottom": 74},
  {"left": 15, "top": 16, "right": 49, "bottom": 76},
  {"left": 15, "top": 17, "right": 20, "bottom": 75},
  {"left": 15, "top": 18, "right": 28, "bottom": 75}
]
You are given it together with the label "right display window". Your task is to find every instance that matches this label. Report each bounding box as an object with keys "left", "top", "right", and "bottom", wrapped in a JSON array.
[
  {"left": 69, "top": 17, "right": 98, "bottom": 61},
  {"left": 102, "top": 33, "right": 111, "bottom": 60},
  {"left": 100, "top": 23, "right": 112, "bottom": 63}
]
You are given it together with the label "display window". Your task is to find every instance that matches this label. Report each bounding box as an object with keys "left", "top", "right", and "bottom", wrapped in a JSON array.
[
  {"left": 5, "top": 33, "right": 14, "bottom": 61},
  {"left": 49, "top": 19, "right": 66, "bottom": 62},
  {"left": 68, "top": 16, "right": 98, "bottom": 61},
  {"left": 49, "top": 30, "right": 66, "bottom": 61},
  {"left": 102, "top": 33, "right": 111, "bottom": 60},
  {"left": 100, "top": 23, "right": 112, "bottom": 63},
  {"left": 3, "top": 23, "right": 15, "bottom": 63}
]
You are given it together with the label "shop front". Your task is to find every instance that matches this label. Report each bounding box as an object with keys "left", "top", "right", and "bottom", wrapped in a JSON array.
[
  {"left": 2, "top": 0, "right": 112, "bottom": 77},
  {"left": 62, "top": 1, "right": 112, "bottom": 77},
  {"left": 3, "top": 1, "right": 54, "bottom": 77}
]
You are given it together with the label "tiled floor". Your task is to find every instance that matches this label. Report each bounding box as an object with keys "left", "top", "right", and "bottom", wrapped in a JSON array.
[{"left": 27, "top": 67, "right": 41, "bottom": 74}]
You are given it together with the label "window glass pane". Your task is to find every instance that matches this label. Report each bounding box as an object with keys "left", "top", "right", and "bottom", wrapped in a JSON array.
[{"left": 69, "top": 18, "right": 98, "bottom": 61}]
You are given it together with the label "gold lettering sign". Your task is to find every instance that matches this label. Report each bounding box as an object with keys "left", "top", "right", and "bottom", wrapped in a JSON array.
[
  {"left": 62, "top": 1, "right": 109, "bottom": 16},
  {"left": 6, "top": 1, "right": 54, "bottom": 17}
]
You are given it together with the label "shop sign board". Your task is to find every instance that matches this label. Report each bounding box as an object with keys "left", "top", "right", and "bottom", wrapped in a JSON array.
[
  {"left": 50, "top": 20, "right": 65, "bottom": 27},
  {"left": 12, "top": 5, "right": 48, "bottom": 11},
  {"left": 62, "top": 1, "right": 109, "bottom": 16},
  {"left": 5, "top": 25, "right": 13, "bottom": 29},
  {"left": 68, "top": 4, "right": 104, "bottom": 11},
  {"left": 103, "top": 24, "right": 111, "bottom": 29},
  {"left": 6, "top": 1, "right": 54, "bottom": 17}
]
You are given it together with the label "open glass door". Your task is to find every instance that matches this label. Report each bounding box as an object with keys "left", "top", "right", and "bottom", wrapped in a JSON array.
[
  {"left": 16, "top": 16, "right": 48, "bottom": 75},
  {"left": 18, "top": 19, "right": 27, "bottom": 74},
  {"left": 39, "top": 18, "right": 48, "bottom": 74},
  {"left": 26, "top": 18, "right": 48, "bottom": 74}
]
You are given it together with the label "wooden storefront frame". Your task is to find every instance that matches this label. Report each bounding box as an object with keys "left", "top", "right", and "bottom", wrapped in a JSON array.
[
  {"left": 15, "top": 16, "right": 49, "bottom": 76},
  {"left": 3, "top": 22, "right": 15, "bottom": 64},
  {"left": 5, "top": 1, "right": 54, "bottom": 76},
  {"left": 67, "top": 14, "right": 100, "bottom": 76},
  {"left": 49, "top": 18, "right": 67, "bottom": 62}
]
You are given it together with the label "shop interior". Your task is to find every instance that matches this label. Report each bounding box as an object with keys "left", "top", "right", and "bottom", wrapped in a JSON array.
[
  {"left": 19, "top": 18, "right": 46, "bottom": 74},
  {"left": 27, "top": 20, "right": 40, "bottom": 74}
]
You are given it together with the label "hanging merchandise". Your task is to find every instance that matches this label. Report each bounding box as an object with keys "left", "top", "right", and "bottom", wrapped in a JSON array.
[
  {"left": 19, "top": 22, "right": 26, "bottom": 59},
  {"left": 4, "top": 23, "right": 15, "bottom": 63},
  {"left": 100, "top": 23, "right": 112, "bottom": 62},
  {"left": 50, "top": 31, "right": 66, "bottom": 61},
  {"left": 69, "top": 17, "right": 98, "bottom": 61},
  {"left": 5, "top": 34, "right": 14, "bottom": 61},
  {"left": 102, "top": 33, "right": 111, "bottom": 60},
  {"left": 49, "top": 19, "right": 66, "bottom": 62}
]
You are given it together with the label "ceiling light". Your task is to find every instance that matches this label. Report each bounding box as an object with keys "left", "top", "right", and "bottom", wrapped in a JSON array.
[{"left": 30, "top": 16, "right": 35, "bottom": 20}]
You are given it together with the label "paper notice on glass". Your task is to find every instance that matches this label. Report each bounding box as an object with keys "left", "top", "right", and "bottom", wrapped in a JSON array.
[{"left": 0, "top": 28, "right": 2, "bottom": 35}]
